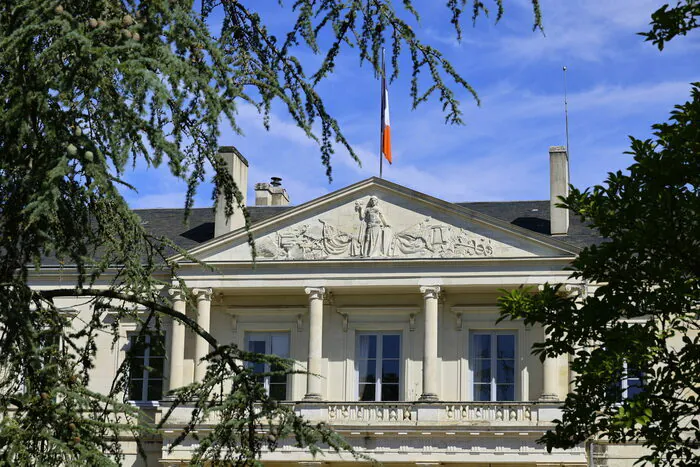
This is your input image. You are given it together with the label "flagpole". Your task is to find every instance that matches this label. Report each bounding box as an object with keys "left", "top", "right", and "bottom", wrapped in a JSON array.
[
  {"left": 563, "top": 65, "right": 570, "bottom": 158},
  {"left": 563, "top": 65, "right": 571, "bottom": 183},
  {"left": 379, "top": 48, "right": 385, "bottom": 179}
]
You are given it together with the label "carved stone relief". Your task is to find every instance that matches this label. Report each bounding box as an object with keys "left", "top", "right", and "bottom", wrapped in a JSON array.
[{"left": 256, "top": 196, "right": 497, "bottom": 260}]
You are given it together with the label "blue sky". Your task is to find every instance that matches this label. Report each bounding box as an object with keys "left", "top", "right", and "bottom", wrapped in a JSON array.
[{"left": 123, "top": 0, "right": 699, "bottom": 209}]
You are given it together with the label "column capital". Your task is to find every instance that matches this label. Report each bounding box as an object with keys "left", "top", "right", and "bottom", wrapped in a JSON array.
[
  {"left": 304, "top": 287, "right": 326, "bottom": 301},
  {"left": 193, "top": 288, "right": 213, "bottom": 301},
  {"left": 419, "top": 285, "right": 441, "bottom": 300},
  {"left": 169, "top": 288, "right": 185, "bottom": 302}
]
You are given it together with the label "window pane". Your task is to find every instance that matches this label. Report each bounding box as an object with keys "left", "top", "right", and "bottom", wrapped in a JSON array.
[
  {"left": 130, "top": 357, "right": 145, "bottom": 376},
  {"left": 271, "top": 333, "right": 290, "bottom": 358},
  {"left": 497, "top": 335, "right": 515, "bottom": 359},
  {"left": 627, "top": 379, "right": 643, "bottom": 399},
  {"left": 129, "top": 336, "right": 147, "bottom": 355},
  {"left": 269, "top": 383, "right": 287, "bottom": 400},
  {"left": 358, "top": 359, "right": 376, "bottom": 383},
  {"left": 251, "top": 361, "right": 265, "bottom": 376},
  {"left": 270, "top": 364, "right": 287, "bottom": 384},
  {"left": 147, "top": 379, "right": 163, "bottom": 401},
  {"left": 147, "top": 358, "right": 164, "bottom": 378},
  {"left": 150, "top": 336, "right": 166, "bottom": 357},
  {"left": 627, "top": 366, "right": 644, "bottom": 399},
  {"left": 129, "top": 380, "right": 144, "bottom": 401},
  {"left": 381, "top": 384, "right": 399, "bottom": 401},
  {"left": 496, "top": 359, "right": 515, "bottom": 384},
  {"left": 358, "top": 335, "right": 377, "bottom": 359},
  {"left": 474, "top": 383, "right": 491, "bottom": 401},
  {"left": 496, "top": 384, "right": 515, "bottom": 401},
  {"left": 382, "top": 335, "right": 400, "bottom": 359},
  {"left": 359, "top": 383, "right": 376, "bottom": 401},
  {"left": 382, "top": 359, "right": 400, "bottom": 383},
  {"left": 473, "top": 335, "right": 491, "bottom": 358},
  {"left": 248, "top": 339, "right": 266, "bottom": 354},
  {"left": 473, "top": 359, "right": 491, "bottom": 383}
]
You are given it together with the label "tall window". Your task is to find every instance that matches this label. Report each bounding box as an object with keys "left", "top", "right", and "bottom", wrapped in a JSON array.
[
  {"left": 128, "top": 334, "right": 165, "bottom": 402},
  {"left": 616, "top": 362, "right": 644, "bottom": 400},
  {"left": 471, "top": 332, "right": 516, "bottom": 401},
  {"left": 246, "top": 332, "right": 290, "bottom": 400},
  {"left": 356, "top": 333, "right": 401, "bottom": 401}
]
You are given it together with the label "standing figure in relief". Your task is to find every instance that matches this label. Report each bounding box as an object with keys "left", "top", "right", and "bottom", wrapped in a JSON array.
[{"left": 355, "top": 196, "right": 391, "bottom": 257}]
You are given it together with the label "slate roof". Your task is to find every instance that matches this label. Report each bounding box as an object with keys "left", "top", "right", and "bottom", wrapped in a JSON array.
[
  {"left": 134, "top": 200, "right": 602, "bottom": 252},
  {"left": 457, "top": 200, "right": 604, "bottom": 249},
  {"left": 134, "top": 206, "right": 290, "bottom": 251}
]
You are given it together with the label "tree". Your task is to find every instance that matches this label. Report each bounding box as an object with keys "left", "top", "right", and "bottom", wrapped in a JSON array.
[
  {"left": 0, "top": 0, "right": 542, "bottom": 464},
  {"left": 498, "top": 4, "right": 699, "bottom": 465}
]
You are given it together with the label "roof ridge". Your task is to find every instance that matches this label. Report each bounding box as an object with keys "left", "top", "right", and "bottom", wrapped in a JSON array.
[
  {"left": 457, "top": 200, "right": 549, "bottom": 204},
  {"left": 132, "top": 207, "right": 210, "bottom": 212}
]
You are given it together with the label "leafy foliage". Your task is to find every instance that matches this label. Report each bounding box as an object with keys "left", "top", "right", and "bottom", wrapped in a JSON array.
[
  {"left": 499, "top": 83, "right": 699, "bottom": 465},
  {"left": 500, "top": 8, "right": 699, "bottom": 465},
  {"left": 1, "top": 0, "right": 540, "bottom": 464},
  {"left": 640, "top": 0, "right": 699, "bottom": 50}
]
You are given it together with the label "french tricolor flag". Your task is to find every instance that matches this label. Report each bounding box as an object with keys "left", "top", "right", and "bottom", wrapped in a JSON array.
[{"left": 381, "top": 53, "right": 392, "bottom": 165}]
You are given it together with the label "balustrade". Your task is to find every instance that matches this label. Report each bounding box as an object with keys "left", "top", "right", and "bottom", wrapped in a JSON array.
[
  {"left": 327, "top": 403, "right": 415, "bottom": 423},
  {"left": 306, "top": 401, "right": 543, "bottom": 426},
  {"left": 443, "top": 403, "right": 533, "bottom": 422},
  {"left": 159, "top": 401, "right": 554, "bottom": 429}
]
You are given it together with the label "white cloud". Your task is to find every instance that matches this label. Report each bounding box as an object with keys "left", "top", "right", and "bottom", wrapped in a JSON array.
[{"left": 489, "top": 0, "right": 672, "bottom": 63}]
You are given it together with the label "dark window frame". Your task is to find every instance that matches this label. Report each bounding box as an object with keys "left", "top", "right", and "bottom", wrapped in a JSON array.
[
  {"left": 245, "top": 331, "right": 291, "bottom": 400},
  {"left": 470, "top": 331, "right": 518, "bottom": 402},
  {"left": 127, "top": 333, "right": 165, "bottom": 402},
  {"left": 356, "top": 332, "right": 402, "bottom": 402}
]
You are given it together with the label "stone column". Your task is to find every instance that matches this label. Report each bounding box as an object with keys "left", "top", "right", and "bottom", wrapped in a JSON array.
[
  {"left": 168, "top": 289, "right": 186, "bottom": 392},
  {"left": 304, "top": 287, "right": 325, "bottom": 401},
  {"left": 540, "top": 337, "right": 559, "bottom": 401},
  {"left": 193, "top": 288, "right": 213, "bottom": 382},
  {"left": 419, "top": 286, "right": 440, "bottom": 401}
]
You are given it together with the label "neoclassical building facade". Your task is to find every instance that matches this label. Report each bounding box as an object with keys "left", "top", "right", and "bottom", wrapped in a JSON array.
[{"left": 36, "top": 146, "right": 642, "bottom": 466}]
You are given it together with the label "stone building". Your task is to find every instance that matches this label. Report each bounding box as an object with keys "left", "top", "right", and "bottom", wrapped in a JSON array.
[{"left": 37, "top": 146, "right": 644, "bottom": 466}]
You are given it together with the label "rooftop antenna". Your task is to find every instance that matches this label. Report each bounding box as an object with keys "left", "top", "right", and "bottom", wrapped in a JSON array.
[{"left": 563, "top": 65, "right": 571, "bottom": 182}]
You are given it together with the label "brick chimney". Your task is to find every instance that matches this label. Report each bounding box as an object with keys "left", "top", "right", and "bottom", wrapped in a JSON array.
[
  {"left": 214, "top": 146, "right": 249, "bottom": 237},
  {"left": 549, "top": 145, "right": 570, "bottom": 235}
]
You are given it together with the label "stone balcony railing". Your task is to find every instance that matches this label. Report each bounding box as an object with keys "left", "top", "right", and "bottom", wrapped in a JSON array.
[
  {"left": 158, "top": 400, "right": 562, "bottom": 430},
  {"left": 295, "top": 401, "right": 561, "bottom": 427},
  {"left": 158, "top": 401, "right": 581, "bottom": 465}
]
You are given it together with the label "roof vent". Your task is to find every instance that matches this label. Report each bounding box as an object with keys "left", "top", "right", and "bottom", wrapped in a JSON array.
[{"left": 270, "top": 177, "right": 282, "bottom": 187}]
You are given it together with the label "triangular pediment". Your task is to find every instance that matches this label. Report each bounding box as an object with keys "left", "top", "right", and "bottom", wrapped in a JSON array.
[{"left": 183, "top": 178, "right": 579, "bottom": 263}]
